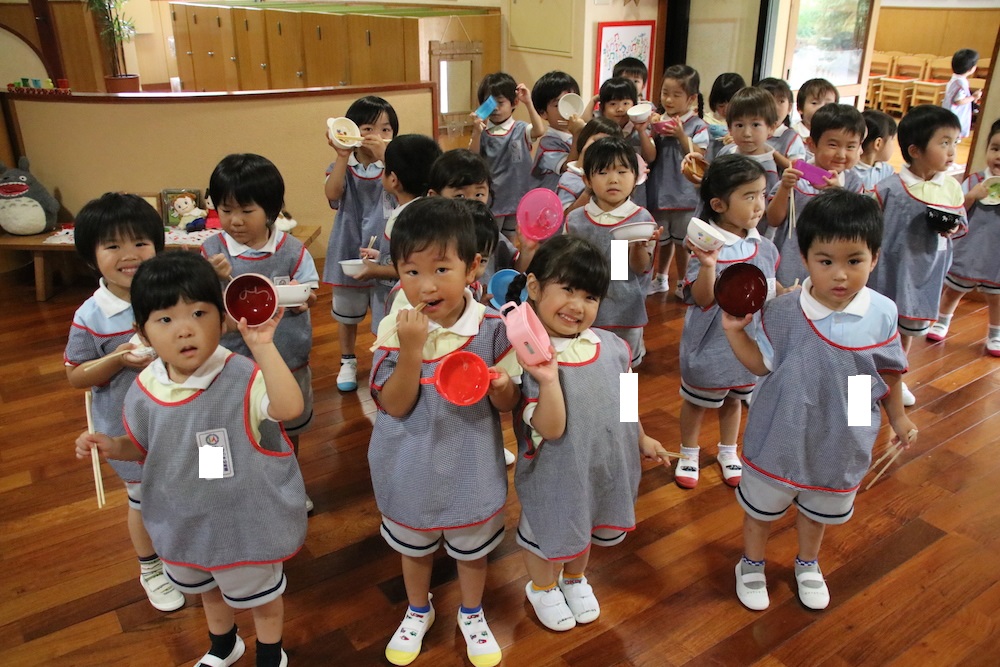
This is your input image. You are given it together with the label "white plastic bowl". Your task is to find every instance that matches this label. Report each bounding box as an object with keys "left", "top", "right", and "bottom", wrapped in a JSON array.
[
  {"left": 611, "top": 220, "right": 656, "bottom": 241},
  {"left": 557, "top": 93, "right": 586, "bottom": 120},
  {"left": 340, "top": 258, "right": 366, "bottom": 277},
  {"left": 686, "top": 217, "right": 727, "bottom": 252},
  {"left": 627, "top": 103, "right": 653, "bottom": 123},
  {"left": 327, "top": 117, "right": 362, "bottom": 149}
]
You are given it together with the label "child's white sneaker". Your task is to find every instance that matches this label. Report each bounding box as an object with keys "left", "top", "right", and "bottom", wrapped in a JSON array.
[
  {"left": 794, "top": 562, "right": 830, "bottom": 610},
  {"left": 674, "top": 280, "right": 685, "bottom": 300},
  {"left": 140, "top": 568, "right": 185, "bottom": 612},
  {"left": 901, "top": 382, "right": 916, "bottom": 407},
  {"left": 524, "top": 582, "right": 576, "bottom": 631},
  {"left": 385, "top": 602, "right": 435, "bottom": 666},
  {"left": 558, "top": 573, "right": 600, "bottom": 624},
  {"left": 926, "top": 321, "right": 949, "bottom": 342},
  {"left": 194, "top": 635, "right": 245, "bottom": 667},
  {"left": 735, "top": 560, "right": 769, "bottom": 611},
  {"left": 336, "top": 358, "right": 358, "bottom": 392},
  {"left": 717, "top": 450, "right": 742, "bottom": 487},
  {"left": 675, "top": 446, "right": 700, "bottom": 489},
  {"left": 987, "top": 337, "right": 1000, "bottom": 357},
  {"left": 457, "top": 607, "right": 502, "bottom": 667},
  {"left": 647, "top": 274, "right": 669, "bottom": 295}
]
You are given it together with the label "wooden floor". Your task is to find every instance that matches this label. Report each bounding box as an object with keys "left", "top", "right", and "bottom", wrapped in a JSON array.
[{"left": 2, "top": 266, "right": 999, "bottom": 667}]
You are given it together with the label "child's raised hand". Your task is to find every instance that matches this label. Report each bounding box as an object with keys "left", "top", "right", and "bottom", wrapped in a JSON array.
[
  {"left": 395, "top": 307, "right": 429, "bottom": 351},
  {"left": 327, "top": 133, "right": 354, "bottom": 158},
  {"left": 670, "top": 118, "right": 688, "bottom": 141},
  {"left": 721, "top": 133, "right": 735, "bottom": 145},
  {"left": 76, "top": 431, "right": 113, "bottom": 460},
  {"left": 470, "top": 115, "right": 487, "bottom": 135},
  {"left": 639, "top": 433, "right": 671, "bottom": 467},
  {"left": 115, "top": 340, "right": 155, "bottom": 370},
  {"left": 238, "top": 308, "right": 284, "bottom": 348},
  {"left": 721, "top": 311, "right": 754, "bottom": 333},
  {"left": 519, "top": 346, "right": 560, "bottom": 385},
  {"left": 207, "top": 253, "right": 232, "bottom": 282},
  {"left": 968, "top": 180, "right": 989, "bottom": 202},
  {"left": 515, "top": 83, "right": 531, "bottom": 105},
  {"left": 819, "top": 172, "right": 840, "bottom": 190},
  {"left": 780, "top": 166, "right": 803, "bottom": 190},
  {"left": 680, "top": 152, "right": 707, "bottom": 185},
  {"left": 567, "top": 115, "right": 586, "bottom": 136},
  {"left": 684, "top": 237, "right": 721, "bottom": 267},
  {"left": 361, "top": 134, "right": 388, "bottom": 162}
]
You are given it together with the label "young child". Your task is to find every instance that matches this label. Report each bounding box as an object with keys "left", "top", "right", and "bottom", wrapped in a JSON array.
[
  {"left": 368, "top": 197, "right": 520, "bottom": 667},
  {"left": 614, "top": 56, "right": 649, "bottom": 102},
  {"left": 322, "top": 95, "right": 398, "bottom": 392},
  {"left": 926, "top": 118, "right": 1000, "bottom": 356},
  {"left": 943, "top": 48, "right": 982, "bottom": 140},
  {"left": 704, "top": 72, "right": 746, "bottom": 161},
  {"left": 64, "top": 193, "right": 183, "bottom": 614},
  {"left": 598, "top": 76, "right": 657, "bottom": 205},
  {"left": 854, "top": 109, "right": 897, "bottom": 190},
  {"left": 530, "top": 70, "right": 581, "bottom": 191},
  {"left": 722, "top": 189, "right": 916, "bottom": 611},
  {"left": 715, "top": 87, "right": 781, "bottom": 200},
  {"left": 357, "top": 134, "right": 443, "bottom": 334},
  {"left": 759, "top": 77, "right": 807, "bottom": 170},
  {"left": 647, "top": 64, "right": 708, "bottom": 299},
  {"left": 565, "top": 136, "right": 659, "bottom": 368},
  {"left": 676, "top": 155, "right": 780, "bottom": 490},
  {"left": 557, "top": 116, "right": 622, "bottom": 214},
  {"left": 76, "top": 251, "right": 307, "bottom": 667},
  {"left": 202, "top": 154, "right": 318, "bottom": 509},
  {"left": 868, "top": 105, "right": 968, "bottom": 407},
  {"left": 503, "top": 234, "right": 668, "bottom": 632},
  {"left": 791, "top": 78, "right": 838, "bottom": 155},
  {"left": 470, "top": 72, "right": 545, "bottom": 238},
  {"left": 765, "top": 103, "right": 866, "bottom": 287}
]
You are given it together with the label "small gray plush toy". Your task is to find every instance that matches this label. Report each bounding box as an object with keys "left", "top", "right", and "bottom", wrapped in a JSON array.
[{"left": 0, "top": 157, "right": 60, "bottom": 235}]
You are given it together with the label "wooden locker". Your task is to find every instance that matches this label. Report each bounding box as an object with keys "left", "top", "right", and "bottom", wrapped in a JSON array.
[
  {"left": 264, "top": 9, "right": 305, "bottom": 89},
  {"left": 232, "top": 8, "right": 270, "bottom": 90},
  {"left": 302, "top": 12, "right": 349, "bottom": 88}
]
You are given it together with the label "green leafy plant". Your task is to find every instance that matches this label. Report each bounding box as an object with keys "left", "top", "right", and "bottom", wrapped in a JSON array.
[{"left": 87, "top": 0, "right": 136, "bottom": 78}]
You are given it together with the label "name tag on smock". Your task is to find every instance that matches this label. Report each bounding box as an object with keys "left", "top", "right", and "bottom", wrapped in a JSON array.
[{"left": 197, "top": 429, "right": 234, "bottom": 479}]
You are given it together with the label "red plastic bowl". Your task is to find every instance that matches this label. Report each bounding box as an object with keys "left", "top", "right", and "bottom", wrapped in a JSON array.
[
  {"left": 516, "top": 189, "right": 564, "bottom": 242},
  {"left": 224, "top": 273, "right": 277, "bottom": 327},
  {"left": 715, "top": 263, "right": 768, "bottom": 317},
  {"left": 421, "top": 351, "right": 499, "bottom": 406}
]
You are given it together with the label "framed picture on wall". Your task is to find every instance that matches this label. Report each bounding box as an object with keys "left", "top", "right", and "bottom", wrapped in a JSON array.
[
  {"left": 160, "top": 189, "right": 205, "bottom": 228},
  {"left": 595, "top": 21, "right": 656, "bottom": 99}
]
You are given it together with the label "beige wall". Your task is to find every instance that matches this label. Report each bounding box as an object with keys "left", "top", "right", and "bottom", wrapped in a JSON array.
[
  {"left": 687, "top": 0, "right": 761, "bottom": 95},
  {"left": 4, "top": 85, "right": 435, "bottom": 271}
]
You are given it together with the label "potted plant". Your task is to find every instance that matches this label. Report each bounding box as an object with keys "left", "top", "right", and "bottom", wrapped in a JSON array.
[{"left": 87, "top": 0, "right": 140, "bottom": 92}]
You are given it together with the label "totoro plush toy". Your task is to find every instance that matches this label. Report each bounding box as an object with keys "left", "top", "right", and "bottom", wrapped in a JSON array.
[{"left": 0, "top": 157, "right": 60, "bottom": 235}]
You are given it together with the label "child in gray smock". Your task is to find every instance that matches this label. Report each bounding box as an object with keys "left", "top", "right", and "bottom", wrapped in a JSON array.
[
  {"left": 504, "top": 235, "right": 667, "bottom": 633},
  {"left": 676, "top": 155, "right": 780, "bottom": 491},
  {"left": 926, "top": 118, "right": 1000, "bottom": 357},
  {"left": 76, "top": 252, "right": 307, "bottom": 667},
  {"left": 723, "top": 189, "right": 916, "bottom": 614},
  {"left": 765, "top": 104, "right": 866, "bottom": 286},
  {"left": 64, "top": 193, "right": 184, "bottom": 613},
  {"left": 367, "top": 199, "right": 521, "bottom": 667},
  {"left": 564, "top": 136, "right": 659, "bottom": 368},
  {"left": 557, "top": 116, "right": 623, "bottom": 215}
]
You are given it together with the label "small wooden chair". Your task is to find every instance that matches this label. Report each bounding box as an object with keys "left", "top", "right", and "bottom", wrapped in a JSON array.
[
  {"left": 927, "top": 57, "right": 953, "bottom": 81},
  {"left": 911, "top": 80, "right": 947, "bottom": 106},
  {"left": 870, "top": 51, "right": 894, "bottom": 77},
  {"left": 865, "top": 76, "right": 884, "bottom": 110},
  {"left": 892, "top": 55, "right": 928, "bottom": 80}
]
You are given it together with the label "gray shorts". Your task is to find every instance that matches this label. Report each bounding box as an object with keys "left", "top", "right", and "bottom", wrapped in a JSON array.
[
  {"left": 897, "top": 316, "right": 932, "bottom": 337},
  {"left": 945, "top": 273, "right": 1000, "bottom": 295},
  {"left": 516, "top": 510, "right": 627, "bottom": 561},
  {"left": 331, "top": 286, "right": 373, "bottom": 325},
  {"left": 380, "top": 511, "right": 506, "bottom": 561},
  {"left": 679, "top": 379, "right": 754, "bottom": 409},
  {"left": 654, "top": 209, "right": 696, "bottom": 243},
  {"left": 163, "top": 561, "right": 286, "bottom": 609},
  {"left": 125, "top": 481, "right": 141, "bottom": 511},
  {"left": 282, "top": 365, "right": 313, "bottom": 436},
  {"left": 736, "top": 467, "right": 856, "bottom": 525}
]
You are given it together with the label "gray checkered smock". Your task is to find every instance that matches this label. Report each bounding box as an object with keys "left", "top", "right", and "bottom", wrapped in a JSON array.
[
  {"left": 368, "top": 313, "right": 512, "bottom": 530},
  {"left": 742, "top": 293, "right": 907, "bottom": 492},
  {"left": 322, "top": 161, "right": 390, "bottom": 288},
  {"left": 513, "top": 329, "right": 640, "bottom": 560},
  {"left": 868, "top": 175, "right": 967, "bottom": 321},
  {"left": 646, "top": 115, "right": 709, "bottom": 211},
  {"left": 949, "top": 171, "right": 1000, "bottom": 287},
  {"left": 565, "top": 206, "right": 654, "bottom": 329},
  {"left": 481, "top": 121, "right": 534, "bottom": 217},
  {"left": 124, "top": 353, "right": 307, "bottom": 569}
]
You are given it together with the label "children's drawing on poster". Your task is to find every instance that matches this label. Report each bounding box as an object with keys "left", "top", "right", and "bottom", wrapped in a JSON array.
[{"left": 594, "top": 21, "right": 656, "bottom": 98}]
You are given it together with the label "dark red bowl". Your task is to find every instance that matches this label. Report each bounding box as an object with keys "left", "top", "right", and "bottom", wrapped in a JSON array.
[
  {"left": 224, "top": 273, "right": 277, "bottom": 327},
  {"left": 715, "top": 263, "right": 768, "bottom": 317}
]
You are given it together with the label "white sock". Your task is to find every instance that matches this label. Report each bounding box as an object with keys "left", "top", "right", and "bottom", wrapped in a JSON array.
[
  {"left": 936, "top": 313, "right": 953, "bottom": 326},
  {"left": 989, "top": 325, "right": 1000, "bottom": 341},
  {"left": 680, "top": 445, "right": 700, "bottom": 461},
  {"left": 718, "top": 443, "right": 738, "bottom": 459}
]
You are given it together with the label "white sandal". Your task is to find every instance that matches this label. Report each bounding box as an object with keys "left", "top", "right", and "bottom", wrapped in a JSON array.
[
  {"left": 735, "top": 561, "right": 769, "bottom": 611},
  {"left": 795, "top": 569, "right": 830, "bottom": 610}
]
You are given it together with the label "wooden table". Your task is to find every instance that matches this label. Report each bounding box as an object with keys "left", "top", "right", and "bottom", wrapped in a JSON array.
[{"left": 0, "top": 225, "right": 321, "bottom": 301}]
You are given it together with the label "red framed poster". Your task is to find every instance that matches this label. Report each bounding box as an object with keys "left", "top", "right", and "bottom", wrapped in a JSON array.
[{"left": 594, "top": 20, "right": 656, "bottom": 99}]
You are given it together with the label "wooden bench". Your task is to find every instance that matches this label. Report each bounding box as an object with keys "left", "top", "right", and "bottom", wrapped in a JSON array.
[{"left": 0, "top": 225, "right": 322, "bottom": 301}]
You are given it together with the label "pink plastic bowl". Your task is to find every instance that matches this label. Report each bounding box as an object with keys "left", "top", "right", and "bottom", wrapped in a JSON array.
[
  {"left": 500, "top": 301, "right": 552, "bottom": 366},
  {"left": 516, "top": 188, "right": 564, "bottom": 242}
]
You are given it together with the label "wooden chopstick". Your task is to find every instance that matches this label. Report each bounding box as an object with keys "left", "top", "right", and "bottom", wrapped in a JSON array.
[
  {"left": 84, "top": 391, "right": 106, "bottom": 508},
  {"left": 369, "top": 302, "right": 427, "bottom": 352},
  {"left": 333, "top": 135, "right": 391, "bottom": 143},
  {"left": 865, "top": 428, "right": 917, "bottom": 490},
  {"left": 865, "top": 446, "right": 903, "bottom": 490},
  {"left": 81, "top": 349, "right": 131, "bottom": 372},
  {"left": 366, "top": 235, "right": 377, "bottom": 249}
]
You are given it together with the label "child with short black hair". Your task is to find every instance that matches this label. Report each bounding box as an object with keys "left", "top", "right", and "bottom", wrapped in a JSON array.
[
  {"left": 647, "top": 64, "right": 708, "bottom": 299},
  {"left": 854, "top": 109, "right": 897, "bottom": 189},
  {"left": 759, "top": 77, "right": 806, "bottom": 169},
  {"left": 65, "top": 193, "right": 182, "bottom": 614},
  {"left": 714, "top": 87, "right": 781, "bottom": 213},
  {"left": 868, "top": 105, "right": 968, "bottom": 406},
  {"left": 530, "top": 70, "right": 581, "bottom": 191},
  {"left": 369, "top": 197, "right": 520, "bottom": 667},
  {"left": 566, "top": 136, "right": 660, "bottom": 367},
  {"left": 676, "top": 154, "right": 781, "bottom": 490},
  {"left": 792, "top": 78, "right": 839, "bottom": 148},
  {"left": 76, "top": 250, "right": 307, "bottom": 667},
  {"left": 943, "top": 48, "right": 982, "bottom": 139},
  {"left": 322, "top": 95, "right": 398, "bottom": 392},
  {"left": 613, "top": 56, "right": 649, "bottom": 101},
  {"left": 705, "top": 72, "right": 746, "bottom": 160},
  {"left": 723, "top": 189, "right": 915, "bottom": 612},
  {"left": 356, "top": 134, "right": 443, "bottom": 333},
  {"left": 504, "top": 234, "right": 667, "bottom": 632},
  {"left": 558, "top": 116, "right": 622, "bottom": 213},
  {"left": 471, "top": 72, "right": 545, "bottom": 238},
  {"left": 927, "top": 118, "right": 1000, "bottom": 356},
  {"left": 766, "top": 103, "right": 865, "bottom": 286},
  {"left": 202, "top": 154, "right": 318, "bottom": 508}
]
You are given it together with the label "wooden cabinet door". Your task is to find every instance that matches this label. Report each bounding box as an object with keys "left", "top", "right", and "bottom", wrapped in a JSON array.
[
  {"left": 187, "top": 6, "right": 226, "bottom": 91},
  {"left": 170, "top": 4, "right": 196, "bottom": 90},
  {"left": 216, "top": 7, "right": 241, "bottom": 91},
  {"left": 302, "top": 13, "right": 348, "bottom": 88},
  {"left": 346, "top": 14, "right": 372, "bottom": 86},
  {"left": 232, "top": 8, "right": 270, "bottom": 90},
  {"left": 264, "top": 10, "right": 304, "bottom": 89},
  {"left": 368, "top": 16, "right": 406, "bottom": 84}
]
